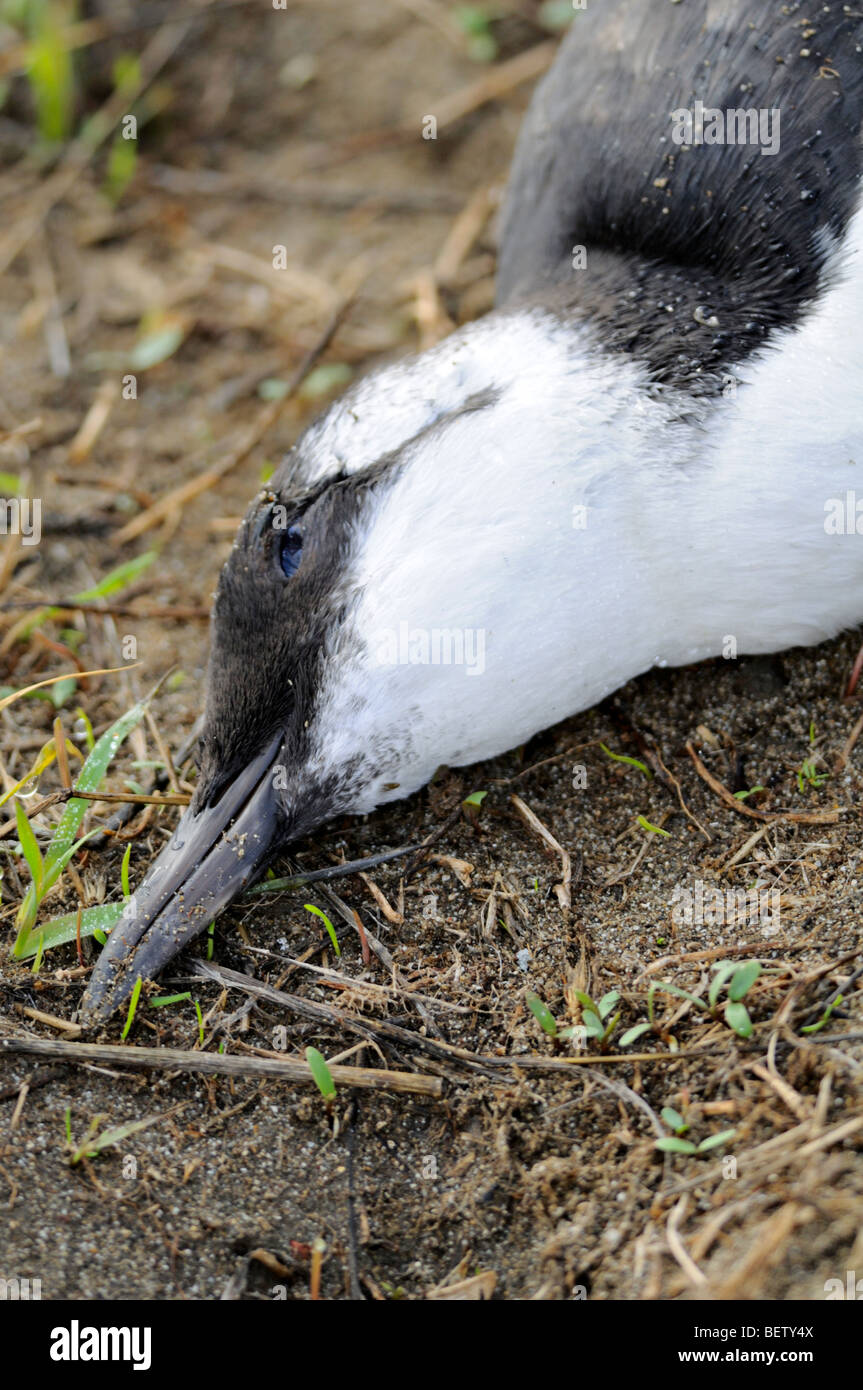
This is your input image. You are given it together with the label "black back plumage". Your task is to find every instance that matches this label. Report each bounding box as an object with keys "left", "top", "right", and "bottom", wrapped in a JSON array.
[{"left": 498, "top": 0, "right": 863, "bottom": 393}]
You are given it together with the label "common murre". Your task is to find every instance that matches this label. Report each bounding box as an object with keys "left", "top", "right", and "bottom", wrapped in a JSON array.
[{"left": 80, "top": 0, "right": 863, "bottom": 1023}]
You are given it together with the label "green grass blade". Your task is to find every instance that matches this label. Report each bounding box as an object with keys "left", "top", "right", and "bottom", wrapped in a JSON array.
[
  {"left": 14, "top": 552, "right": 157, "bottom": 641},
  {"left": 599, "top": 743, "right": 652, "bottom": 778},
  {"left": 728, "top": 960, "right": 762, "bottom": 1002},
  {"left": 14, "top": 798, "right": 44, "bottom": 891},
  {"left": 13, "top": 901, "right": 125, "bottom": 959},
  {"left": 121, "top": 976, "right": 143, "bottom": 1041},
  {"left": 121, "top": 843, "right": 132, "bottom": 897},
  {"left": 304, "top": 903, "right": 341, "bottom": 956},
  {"left": 654, "top": 1136, "right": 698, "bottom": 1155},
  {"left": 305, "top": 1046, "right": 336, "bottom": 1099},
  {"left": 43, "top": 694, "right": 151, "bottom": 879},
  {"left": 697, "top": 1129, "right": 737, "bottom": 1153},
  {"left": 71, "top": 552, "right": 158, "bottom": 604},
  {"left": 526, "top": 992, "right": 558, "bottom": 1036}
]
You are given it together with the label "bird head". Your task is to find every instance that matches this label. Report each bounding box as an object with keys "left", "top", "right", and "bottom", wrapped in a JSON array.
[{"left": 79, "top": 307, "right": 637, "bottom": 1023}]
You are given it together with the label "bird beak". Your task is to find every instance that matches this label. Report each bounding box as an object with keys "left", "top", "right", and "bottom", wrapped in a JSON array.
[{"left": 78, "top": 734, "right": 284, "bottom": 1027}]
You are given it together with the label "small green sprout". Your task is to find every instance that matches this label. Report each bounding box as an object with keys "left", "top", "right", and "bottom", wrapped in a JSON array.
[
  {"left": 527, "top": 989, "right": 622, "bottom": 1048},
  {"left": 660, "top": 1106, "right": 689, "bottom": 1135},
  {"left": 149, "top": 991, "right": 205, "bottom": 1043},
  {"left": 304, "top": 903, "right": 340, "bottom": 957},
  {"left": 121, "top": 976, "right": 143, "bottom": 1041},
  {"left": 25, "top": 0, "right": 76, "bottom": 144},
  {"left": 65, "top": 1108, "right": 172, "bottom": 1165},
  {"left": 650, "top": 959, "right": 764, "bottom": 1039},
  {"left": 733, "top": 785, "right": 765, "bottom": 801},
  {"left": 636, "top": 814, "right": 670, "bottom": 837},
  {"left": 599, "top": 743, "right": 652, "bottom": 778},
  {"left": 306, "top": 1046, "right": 336, "bottom": 1100},
  {"left": 30, "top": 932, "right": 45, "bottom": 975},
  {"left": 801, "top": 995, "right": 843, "bottom": 1035},
  {"left": 655, "top": 1126, "right": 737, "bottom": 1157},
  {"left": 574, "top": 989, "right": 621, "bottom": 1046},
  {"left": 120, "top": 844, "right": 132, "bottom": 898},
  {"left": 526, "top": 992, "right": 558, "bottom": 1037},
  {"left": 453, "top": 5, "right": 498, "bottom": 62},
  {"left": 619, "top": 1021, "right": 652, "bottom": 1047},
  {"left": 12, "top": 693, "right": 151, "bottom": 959},
  {"left": 798, "top": 759, "right": 829, "bottom": 793}
]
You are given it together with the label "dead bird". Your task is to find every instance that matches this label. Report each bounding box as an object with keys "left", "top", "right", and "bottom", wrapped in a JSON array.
[{"left": 80, "top": 0, "right": 863, "bottom": 1022}]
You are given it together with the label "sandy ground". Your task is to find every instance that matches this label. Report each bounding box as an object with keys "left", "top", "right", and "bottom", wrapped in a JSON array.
[{"left": 0, "top": 0, "right": 860, "bottom": 1301}]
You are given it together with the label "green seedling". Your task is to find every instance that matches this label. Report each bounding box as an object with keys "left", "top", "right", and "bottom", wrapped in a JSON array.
[
  {"left": 304, "top": 903, "right": 340, "bottom": 957},
  {"left": 599, "top": 743, "right": 652, "bottom": 778},
  {"left": 74, "top": 707, "right": 95, "bottom": 751},
  {"left": 462, "top": 789, "right": 487, "bottom": 828},
  {"left": 25, "top": 0, "right": 76, "bottom": 144},
  {"left": 573, "top": 989, "right": 621, "bottom": 1046},
  {"left": 12, "top": 692, "right": 151, "bottom": 959},
  {"left": 463, "top": 790, "right": 487, "bottom": 808},
  {"left": 801, "top": 995, "right": 843, "bottom": 1035},
  {"left": 65, "top": 1107, "right": 175, "bottom": 1165},
  {"left": 296, "top": 363, "right": 353, "bottom": 400},
  {"left": 103, "top": 130, "right": 138, "bottom": 205},
  {"left": 733, "top": 785, "right": 765, "bottom": 801},
  {"left": 619, "top": 1020, "right": 653, "bottom": 1047},
  {"left": 147, "top": 991, "right": 204, "bottom": 1042},
  {"left": 527, "top": 989, "right": 622, "bottom": 1048},
  {"left": 12, "top": 551, "right": 157, "bottom": 645},
  {"left": 14, "top": 900, "right": 125, "bottom": 958},
  {"left": 306, "top": 1046, "right": 336, "bottom": 1101},
  {"left": 0, "top": 733, "right": 80, "bottom": 811},
  {"left": 30, "top": 932, "right": 45, "bottom": 975},
  {"left": 120, "top": 975, "right": 142, "bottom": 1040},
  {"left": 103, "top": 56, "right": 141, "bottom": 204},
  {"left": 636, "top": 814, "right": 670, "bottom": 837},
  {"left": 797, "top": 758, "right": 829, "bottom": 793},
  {"left": 526, "top": 992, "right": 558, "bottom": 1037},
  {"left": 661, "top": 1106, "right": 689, "bottom": 1135},
  {"left": 649, "top": 959, "right": 765, "bottom": 1039},
  {"left": 120, "top": 843, "right": 132, "bottom": 898},
  {"left": 453, "top": 5, "right": 498, "bottom": 62},
  {"left": 655, "top": 1104, "right": 737, "bottom": 1156}
]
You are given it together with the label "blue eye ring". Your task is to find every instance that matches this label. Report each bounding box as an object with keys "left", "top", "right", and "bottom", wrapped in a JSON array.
[{"left": 279, "top": 524, "right": 303, "bottom": 578}]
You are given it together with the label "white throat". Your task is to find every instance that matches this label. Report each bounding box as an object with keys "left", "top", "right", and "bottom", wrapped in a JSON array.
[{"left": 304, "top": 198, "right": 863, "bottom": 813}]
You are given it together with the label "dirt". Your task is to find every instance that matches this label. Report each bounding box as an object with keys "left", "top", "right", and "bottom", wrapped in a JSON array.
[{"left": 0, "top": 1, "right": 860, "bottom": 1302}]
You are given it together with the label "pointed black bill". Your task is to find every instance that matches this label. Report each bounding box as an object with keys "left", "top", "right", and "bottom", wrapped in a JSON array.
[{"left": 79, "top": 736, "right": 283, "bottom": 1027}]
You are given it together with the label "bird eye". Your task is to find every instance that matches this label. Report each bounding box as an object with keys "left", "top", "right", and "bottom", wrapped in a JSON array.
[{"left": 278, "top": 525, "right": 303, "bottom": 578}]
